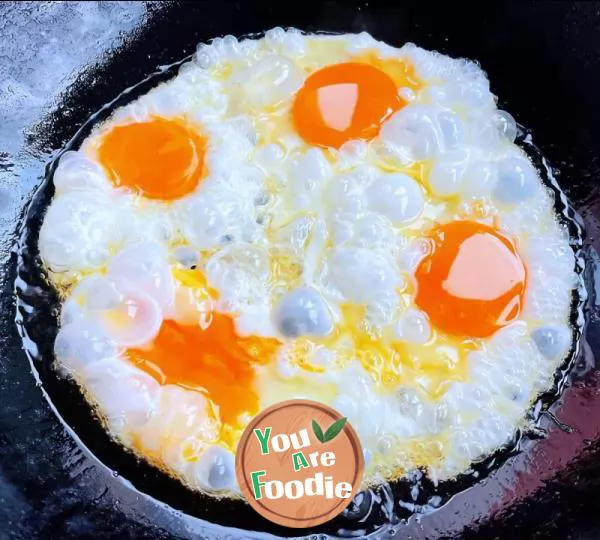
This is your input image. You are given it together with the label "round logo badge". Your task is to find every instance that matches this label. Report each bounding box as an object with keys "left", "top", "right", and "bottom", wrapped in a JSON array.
[{"left": 235, "top": 399, "right": 364, "bottom": 528}]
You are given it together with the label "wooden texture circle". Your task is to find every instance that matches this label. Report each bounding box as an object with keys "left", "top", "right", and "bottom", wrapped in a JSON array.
[{"left": 235, "top": 399, "right": 364, "bottom": 528}]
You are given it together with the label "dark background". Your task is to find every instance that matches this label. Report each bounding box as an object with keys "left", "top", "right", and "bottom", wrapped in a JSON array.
[{"left": 2, "top": 1, "right": 600, "bottom": 539}]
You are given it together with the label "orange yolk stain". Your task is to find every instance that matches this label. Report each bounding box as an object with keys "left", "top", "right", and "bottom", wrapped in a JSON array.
[
  {"left": 292, "top": 62, "right": 413, "bottom": 149},
  {"left": 126, "top": 316, "right": 280, "bottom": 428},
  {"left": 415, "top": 221, "right": 527, "bottom": 338},
  {"left": 97, "top": 117, "right": 206, "bottom": 200}
]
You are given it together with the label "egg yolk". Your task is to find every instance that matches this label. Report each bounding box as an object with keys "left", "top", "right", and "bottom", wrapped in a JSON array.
[
  {"left": 126, "top": 317, "right": 280, "bottom": 427},
  {"left": 97, "top": 117, "right": 206, "bottom": 200},
  {"left": 415, "top": 221, "right": 526, "bottom": 338},
  {"left": 292, "top": 62, "right": 406, "bottom": 149}
]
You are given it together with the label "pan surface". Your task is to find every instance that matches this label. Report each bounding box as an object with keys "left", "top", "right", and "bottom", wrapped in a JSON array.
[{"left": 2, "top": 2, "right": 600, "bottom": 539}]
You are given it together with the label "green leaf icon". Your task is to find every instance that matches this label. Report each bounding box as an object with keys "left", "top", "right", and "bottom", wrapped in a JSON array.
[
  {"left": 312, "top": 417, "right": 348, "bottom": 443},
  {"left": 323, "top": 417, "right": 347, "bottom": 442},
  {"left": 312, "top": 419, "right": 325, "bottom": 443}
]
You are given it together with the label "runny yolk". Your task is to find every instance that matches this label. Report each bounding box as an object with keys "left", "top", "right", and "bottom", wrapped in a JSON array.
[
  {"left": 97, "top": 117, "right": 206, "bottom": 200},
  {"left": 292, "top": 62, "right": 406, "bottom": 149},
  {"left": 126, "top": 316, "right": 280, "bottom": 427},
  {"left": 415, "top": 221, "right": 527, "bottom": 338}
]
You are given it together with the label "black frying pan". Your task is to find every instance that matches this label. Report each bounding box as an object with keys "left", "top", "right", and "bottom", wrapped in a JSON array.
[{"left": 2, "top": 2, "right": 600, "bottom": 539}]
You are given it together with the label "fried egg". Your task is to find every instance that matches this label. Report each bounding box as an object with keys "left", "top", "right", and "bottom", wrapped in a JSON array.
[{"left": 39, "top": 29, "right": 577, "bottom": 496}]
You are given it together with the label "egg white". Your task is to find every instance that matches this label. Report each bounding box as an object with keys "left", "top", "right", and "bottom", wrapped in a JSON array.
[{"left": 39, "top": 29, "right": 577, "bottom": 495}]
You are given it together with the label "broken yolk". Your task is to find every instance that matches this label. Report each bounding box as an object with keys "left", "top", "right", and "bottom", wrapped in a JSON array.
[
  {"left": 126, "top": 316, "right": 280, "bottom": 427},
  {"left": 97, "top": 117, "right": 206, "bottom": 200},
  {"left": 292, "top": 62, "right": 407, "bottom": 149},
  {"left": 415, "top": 221, "right": 526, "bottom": 338}
]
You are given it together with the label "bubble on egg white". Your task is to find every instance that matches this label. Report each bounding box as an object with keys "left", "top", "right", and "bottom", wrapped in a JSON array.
[
  {"left": 379, "top": 104, "right": 444, "bottom": 160},
  {"left": 428, "top": 149, "right": 470, "bottom": 198},
  {"left": 393, "top": 308, "right": 432, "bottom": 344},
  {"left": 531, "top": 326, "right": 571, "bottom": 360},
  {"left": 338, "top": 139, "right": 369, "bottom": 169},
  {"left": 179, "top": 190, "right": 257, "bottom": 250},
  {"left": 194, "top": 42, "right": 219, "bottom": 69},
  {"left": 187, "top": 78, "right": 228, "bottom": 121},
  {"left": 366, "top": 291, "right": 401, "bottom": 329},
  {"left": 366, "top": 172, "right": 424, "bottom": 224},
  {"left": 492, "top": 156, "right": 539, "bottom": 205},
  {"left": 377, "top": 436, "right": 394, "bottom": 455},
  {"left": 85, "top": 361, "right": 160, "bottom": 432},
  {"left": 108, "top": 243, "right": 174, "bottom": 307},
  {"left": 471, "top": 115, "right": 505, "bottom": 151},
  {"left": 341, "top": 140, "right": 369, "bottom": 160},
  {"left": 290, "top": 148, "right": 331, "bottom": 191},
  {"left": 284, "top": 28, "right": 307, "bottom": 55},
  {"left": 350, "top": 213, "right": 399, "bottom": 251},
  {"left": 173, "top": 245, "right": 200, "bottom": 269},
  {"left": 494, "top": 110, "right": 518, "bottom": 143},
  {"left": 54, "top": 318, "right": 120, "bottom": 374},
  {"left": 286, "top": 149, "right": 332, "bottom": 212},
  {"left": 121, "top": 203, "right": 179, "bottom": 246},
  {"left": 166, "top": 389, "right": 216, "bottom": 444},
  {"left": 53, "top": 151, "right": 109, "bottom": 193},
  {"left": 345, "top": 30, "right": 379, "bottom": 54},
  {"left": 265, "top": 26, "right": 286, "bottom": 46},
  {"left": 274, "top": 286, "right": 333, "bottom": 338},
  {"left": 72, "top": 275, "right": 123, "bottom": 311},
  {"left": 206, "top": 244, "right": 270, "bottom": 313},
  {"left": 96, "top": 287, "right": 163, "bottom": 348},
  {"left": 368, "top": 138, "right": 414, "bottom": 169},
  {"left": 66, "top": 273, "right": 164, "bottom": 348},
  {"left": 110, "top": 99, "right": 152, "bottom": 125},
  {"left": 39, "top": 191, "right": 120, "bottom": 272},
  {"left": 328, "top": 213, "right": 355, "bottom": 247},
  {"left": 138, "top": 386, "right": 217, "bottom": 458},
  {"left": 234, "top": 54, "right": 304, "bottom": 109},
  {"left": 193, "top": 445, "right": 238, "bottom": 492},
  {"left": 221, "top": 34, "right": 241, "bottom": 57},
  {"left": 146, "top": 82, "right": 194, "bottom": 117},
  {"left": 445, "top": 79, "right": 493, "bottom": 110},
  {"left": 460, "top": 159, "right": 498, "bottom": 199},
  {"left": 178, "top": 61, "right": 207, "bottom": 84},
  {"left": 437, "top": 111, "right": 468, "bottom": 150},
  {"left": 254, "top": 143, "right": 285, "bottom": 173},
  {"left": 398, "top": 87, "right": 416, "bottom": 102},
  {"left": 327, "top": 248, "right": 398, "bottom": 303},
  {"left": 271, "top": 215, "right": 313, "bottom": 255},
  {"left": 326, "top": 170, "right": 367, "bottom": 214}
]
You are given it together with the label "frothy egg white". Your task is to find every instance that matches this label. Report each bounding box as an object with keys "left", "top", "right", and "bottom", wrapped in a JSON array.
[{"left": 39, "top": 29, "right": 577, "bottom": 496}]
